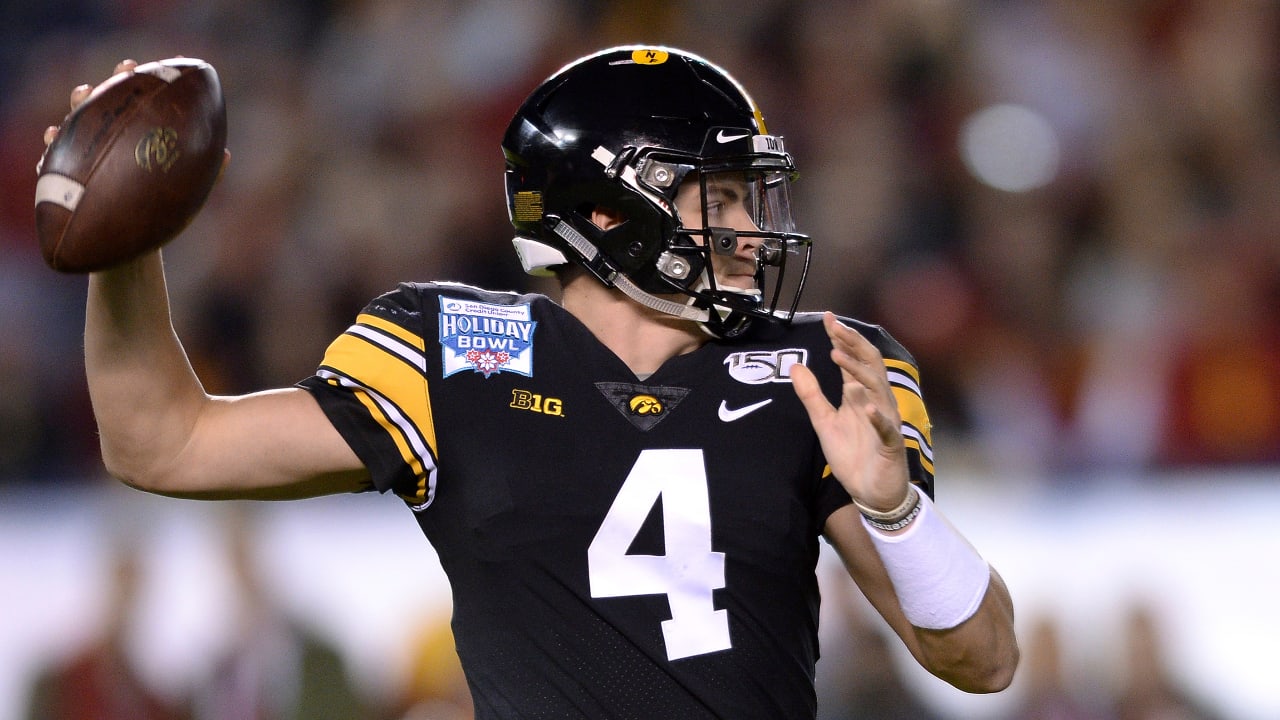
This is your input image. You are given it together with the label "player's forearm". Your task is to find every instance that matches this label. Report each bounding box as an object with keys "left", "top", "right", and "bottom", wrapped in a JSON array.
[
  {"left": 912, "top": 570, "right": 1018, "bottom": 693},
  {"left": 85, "top": 250, "right": 209, "bottom": 490},
  {"left": 829, "top": 498, "right": 1019, "bottom": 694}
]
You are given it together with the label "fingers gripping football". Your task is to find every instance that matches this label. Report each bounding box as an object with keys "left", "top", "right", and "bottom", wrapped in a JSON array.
[
  {"left": 40, "top": 60, "right": 138, "bottom": 153},
  {"left": 791, "top": 312, "right": 911, "bottom": 512}
]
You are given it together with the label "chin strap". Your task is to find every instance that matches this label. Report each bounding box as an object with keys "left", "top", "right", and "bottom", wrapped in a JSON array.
[
  {"left": 551, "top": 219, "right": 708, "bottom": 323},
  {"left": 687, "top": 271, "right": 762, "bottom": 337},
  {"left": 616, "top": 274, "right": 709, "bottom": 322}
]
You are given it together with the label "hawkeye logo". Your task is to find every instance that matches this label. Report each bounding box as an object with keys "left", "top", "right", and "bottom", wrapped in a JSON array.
[
  {"left": 439, "top": 297, "right": 535, "bottom": 378},
  {"left": 628, "top": 394, "right": 665, "bottom": 416},
  {"left": 596, "top": 382, "right": 689, "bottom": 431},
  {"left": 511, "top": 389, "right": 564, "bottom": 417}
]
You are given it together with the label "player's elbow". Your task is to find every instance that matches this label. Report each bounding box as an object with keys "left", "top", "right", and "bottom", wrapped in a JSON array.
[
  {"left": 927, "top": 638, "right": 1020, "bottom": 694},
  {"left": 922, "top": 571, "right": 1020, "bottom": 693},
  {"left": 104, "top": 454, "right": 164, "bottom": 495},
  {"left": 953, "top": 650, "right": 1019, "bottom": 694},
  {"left": 111, "top": 464, "right": 208, "bottom": 500},
  {"left": 100, "top": 439, "right": 183, "bottom": 497}
]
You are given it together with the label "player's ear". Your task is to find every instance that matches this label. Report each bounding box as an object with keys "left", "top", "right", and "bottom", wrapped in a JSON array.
[{"left": 589, "top": 204, "right": 627, "bottom": 231}]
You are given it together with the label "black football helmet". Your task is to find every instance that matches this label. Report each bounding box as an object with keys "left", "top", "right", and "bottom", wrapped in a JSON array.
[{"left": 502, "top": 45, "right": 811, "bottom": 338}]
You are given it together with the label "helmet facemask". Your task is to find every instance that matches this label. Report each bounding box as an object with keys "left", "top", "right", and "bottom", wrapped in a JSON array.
[{"left": 619, "top": 133, "right": 812, "bottom": 339}]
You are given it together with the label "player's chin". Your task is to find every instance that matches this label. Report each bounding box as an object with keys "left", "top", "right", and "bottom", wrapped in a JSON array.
[{"left": 717, "top": 276, "right": 757, "bottom": 292}]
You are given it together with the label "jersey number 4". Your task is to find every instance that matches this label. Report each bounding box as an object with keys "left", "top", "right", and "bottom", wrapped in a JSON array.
[{"left": 587, "top": 448, "right": 731, "bottom": 661}]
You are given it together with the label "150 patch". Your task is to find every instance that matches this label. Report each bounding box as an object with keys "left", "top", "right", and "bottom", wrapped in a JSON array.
[{"left": 723, "top": 348, "right": 807, "bottom": 384}]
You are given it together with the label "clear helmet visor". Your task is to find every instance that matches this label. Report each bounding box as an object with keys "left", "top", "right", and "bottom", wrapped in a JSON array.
[{"left": 676, "top": 168, "right": 811, "bottom": 321}]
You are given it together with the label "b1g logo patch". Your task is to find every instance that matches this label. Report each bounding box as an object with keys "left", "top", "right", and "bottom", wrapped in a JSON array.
[
  {"left": 439, "top": 296, "right": 536, "bottom": 378},
  {"left": 723, "top": 348, "right": 808, "bottom": 384}
]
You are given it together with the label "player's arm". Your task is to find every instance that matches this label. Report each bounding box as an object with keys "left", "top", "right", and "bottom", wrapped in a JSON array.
[
  {"left": 85, "top": 232, "right": 369, "bottom": 500},
  {"left": 57, "top": 63, "right": 368, "bottom": 500},
  {"left": 823, "top": 506, "right": 1017, "bottom": 693},
  {"left": 793, "top": 312, "right": 1018, "bottom": 692}
]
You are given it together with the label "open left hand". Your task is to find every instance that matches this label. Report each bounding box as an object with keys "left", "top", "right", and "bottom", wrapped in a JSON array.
[{"left": 791, "top": 312, "right": 911, "bottom": 512}]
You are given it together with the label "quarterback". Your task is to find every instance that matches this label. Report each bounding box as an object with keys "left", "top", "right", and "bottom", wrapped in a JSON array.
[{"left": 56, "top": 46, "right": 1017, "bottom": 718}]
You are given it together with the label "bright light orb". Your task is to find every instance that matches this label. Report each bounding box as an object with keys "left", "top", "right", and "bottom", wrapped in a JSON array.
[{"left": 960, "top": 103, "right": 1061, "bottom": 192}]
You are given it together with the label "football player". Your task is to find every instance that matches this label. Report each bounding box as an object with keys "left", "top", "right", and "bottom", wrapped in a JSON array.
[{"left": 59, "top": 46, "right": 1017, "bottom": 718}]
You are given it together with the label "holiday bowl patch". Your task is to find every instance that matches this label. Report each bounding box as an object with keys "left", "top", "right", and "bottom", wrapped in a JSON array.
[{"left": 439, "top": 296, "right": 536, "bottom": 378}]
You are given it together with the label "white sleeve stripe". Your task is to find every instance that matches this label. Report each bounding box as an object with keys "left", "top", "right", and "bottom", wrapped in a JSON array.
[
  {"left": 316, "top": 368, "right": 438, "bottom": 508},
  {"left": 901, "top": 423, "right": 934, "bottom": 462},
  {"left": 887, "top": 369, "right": 921, "bottom": 397},
  {"left": 348, "top": 324, "right": 427, "bottom": 372}
]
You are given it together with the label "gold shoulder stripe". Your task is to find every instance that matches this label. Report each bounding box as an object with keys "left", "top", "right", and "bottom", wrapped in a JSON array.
[
  {"left": 350, "top": 382, "right": 431, "bottom": 502},
  {"left": 915, "top": 451, "right": 936, "bottom": 476},
  {"left": 358, "top": 312, "right": 425, "bottom": 351},
  {"left": 322, "top": 331, "right": 438, "bottom": 452},
  {"left": 884, "top": 358, "right": 920, "bottom": 385},
  {"left": 902, "top": 432, "right": 936, "bottom": 476},
  {"left": 892, "top": 386, "right": 933, "bottom": 449},
  {"left": 318, "top": 364, "right": 438, "bottom": 508}
]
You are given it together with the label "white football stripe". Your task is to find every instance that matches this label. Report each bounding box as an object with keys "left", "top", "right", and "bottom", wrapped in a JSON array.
[
  {"left": 134, "top": 61, "right": 183, "bottom": 82},
  {"left": 34, "top": 174, "right": 85, "bottom": 211}
]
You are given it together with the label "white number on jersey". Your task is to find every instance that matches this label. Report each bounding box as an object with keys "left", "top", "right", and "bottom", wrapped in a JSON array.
[{"left": 587, "top": 448, "right": 730, "bottom": 660}]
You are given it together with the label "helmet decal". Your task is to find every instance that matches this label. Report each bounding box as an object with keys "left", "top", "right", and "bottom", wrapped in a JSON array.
[
  {"left": 511, "top": 191, "right": 543, "bottom": 224},
  {"left": 631, "top": 48, "right": 669, "bottom": 65}
]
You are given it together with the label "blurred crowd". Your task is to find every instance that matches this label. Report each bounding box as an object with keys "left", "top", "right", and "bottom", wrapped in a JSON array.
[
  {"left": 23, "top": 506, "right": 372, "bottom": 720},
  {"left": 20, "top": 504, "right": 1230, "bottom": 720},
  {"left": 2, "top": 0, "right": 1279, "bottom": 483},
  {"left": 814, "top": 568, "right": 1229, "bottom": 720}
]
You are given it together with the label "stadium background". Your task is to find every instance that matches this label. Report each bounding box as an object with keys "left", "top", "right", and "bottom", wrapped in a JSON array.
[{"left": 1, "top": 1, "right": 1277, "bottom": 718}]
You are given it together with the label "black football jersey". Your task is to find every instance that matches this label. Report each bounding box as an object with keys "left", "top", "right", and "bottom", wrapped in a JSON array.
[{"left": 299, "top": 283, "right": 934, "bottom": 720}]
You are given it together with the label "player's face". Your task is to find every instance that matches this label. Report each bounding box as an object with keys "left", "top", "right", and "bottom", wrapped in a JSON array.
[{"left": 674, "top": 172, "right": 762, "bottom": 291}]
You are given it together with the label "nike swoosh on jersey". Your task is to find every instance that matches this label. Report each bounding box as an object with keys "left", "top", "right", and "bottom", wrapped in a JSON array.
[
  {"left": 716, "top": 129, "right": 751, "bottom": 143},
  {"left": 718, "top": 398, "right": 773, "bottom": 422}
]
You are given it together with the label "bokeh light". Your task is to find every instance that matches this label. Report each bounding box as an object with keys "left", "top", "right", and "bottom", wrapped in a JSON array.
[{"left": 960, "top": 103, "right": 1061, "bottom": 192}]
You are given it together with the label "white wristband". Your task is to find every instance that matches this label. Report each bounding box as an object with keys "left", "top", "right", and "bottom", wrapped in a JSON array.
[{"left": 863, "top": 492, "right": 990, "bottom": 630}]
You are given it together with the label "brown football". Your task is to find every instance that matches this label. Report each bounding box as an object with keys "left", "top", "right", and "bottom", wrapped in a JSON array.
[{"left": 35, "top": 57, "right": 227, "bottom": 273}]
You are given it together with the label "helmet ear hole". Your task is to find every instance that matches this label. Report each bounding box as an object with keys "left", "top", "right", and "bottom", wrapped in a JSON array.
[{"left": 587, "top": 204, "right": 627, "bottom": 232}]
